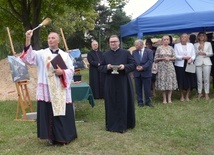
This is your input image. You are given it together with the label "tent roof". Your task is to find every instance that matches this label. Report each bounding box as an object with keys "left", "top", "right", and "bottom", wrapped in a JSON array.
[{"left": 120, "top": 0, "right": 214, "bottom": 38}]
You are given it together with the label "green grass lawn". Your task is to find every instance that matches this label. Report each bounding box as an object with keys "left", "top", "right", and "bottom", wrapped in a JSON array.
[{"left": 0, "top": 69, "right": 214, "bottom": 155}]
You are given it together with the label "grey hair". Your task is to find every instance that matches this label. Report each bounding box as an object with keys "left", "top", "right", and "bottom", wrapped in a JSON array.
[
  {"left": 91, "top": 40, "right": 98, "bottom": 45},
  {"left": 180, "top": 33, "right": 189, "bottom": 39},
  {"left": 49, "top": 32, "right": 60, "bottom": 41},
  {"left": 135, "top": 39, "right": 144, "bottom": 45}
]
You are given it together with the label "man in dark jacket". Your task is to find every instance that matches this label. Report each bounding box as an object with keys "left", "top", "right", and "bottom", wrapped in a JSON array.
[{"left": 132, "top": 39, "right": 154, "bottom": 107}]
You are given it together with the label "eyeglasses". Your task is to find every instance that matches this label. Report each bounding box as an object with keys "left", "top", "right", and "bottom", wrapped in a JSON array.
[
  {"left": 199, "top": 34, "right": 205, "bottom": 37},
  {"left": 110, "top": 41, "right": 119, "bottom": 43}
]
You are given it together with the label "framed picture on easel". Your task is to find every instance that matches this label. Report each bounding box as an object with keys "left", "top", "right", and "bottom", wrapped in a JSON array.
[{"left": 8, "top": 56, "right": 30, "bottom": 82}]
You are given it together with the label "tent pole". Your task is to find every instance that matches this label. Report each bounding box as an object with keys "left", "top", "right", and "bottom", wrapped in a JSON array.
[{"left": 120, "top": 36, "right": 123, "bottom": 48}]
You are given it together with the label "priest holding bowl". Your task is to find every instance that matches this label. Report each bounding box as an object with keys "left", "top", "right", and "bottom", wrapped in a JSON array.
[{"left": 98, "top": 35, "right": 136, "bottom": 133}]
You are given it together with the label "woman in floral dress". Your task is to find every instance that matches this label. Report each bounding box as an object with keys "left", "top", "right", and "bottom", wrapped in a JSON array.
[{"left": 155, "top": 35, "right": 178, "bottom": 104}]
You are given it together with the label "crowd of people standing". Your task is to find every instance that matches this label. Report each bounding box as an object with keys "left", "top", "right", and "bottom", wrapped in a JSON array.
[
  {"left": 155, "top": 32, "right": 213, "bottom": 102},
  {"left": 113, "top": 32, "right": 213, "bottom": 106},
  {"left": 21, "top": 30, "right": 213, "bottom": 146},
  {"left": 148, "top": 32, "right": 213, "bottom": 103},
  {"left": 89, "top": 32, "right": 214, "bottom": 107},
  {"left": 88, "top": 32, "right": 213, "bottom": 134}
]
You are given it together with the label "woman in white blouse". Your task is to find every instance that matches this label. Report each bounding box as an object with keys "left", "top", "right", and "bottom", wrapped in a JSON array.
[
  {"left": 194, "top": 32, "right": 213, "bottom": 100},
  {"left": 174, "top": 33, "right": 197, "bottom": 101}
]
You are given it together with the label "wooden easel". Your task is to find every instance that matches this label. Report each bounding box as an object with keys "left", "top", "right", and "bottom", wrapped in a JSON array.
[
  {"left": 60, "top": 28, "right": 81, "bottom": 74},
  {"left": 6, "top": 27, "right": 35, "bottom": 121},
  {"left": 14, "top": 81, "right": 34, "bottom": 121}
]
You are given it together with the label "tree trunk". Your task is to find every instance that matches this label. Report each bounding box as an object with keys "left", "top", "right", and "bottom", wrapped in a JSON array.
[
  {"left": 31, "top": 0, "right": 42, "bottom": 50},
  {"left": 8, "top": 0, "right": 42, "bottom": 49}
]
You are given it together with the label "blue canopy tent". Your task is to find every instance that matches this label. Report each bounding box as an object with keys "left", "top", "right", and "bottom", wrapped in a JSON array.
[{"left": 120, "top": 0, "right": 214, "bottom": 39}]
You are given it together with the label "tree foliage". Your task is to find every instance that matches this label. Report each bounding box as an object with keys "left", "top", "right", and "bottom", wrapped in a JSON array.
[
  {"left": 60, "top": 1, "right": 131, "bottom": 51},
  {"left": 0, "top": 0, "right": 126, "bottom": 56},
  {"left": 67, "top": 2, "right": 133, "bottom": 52}
]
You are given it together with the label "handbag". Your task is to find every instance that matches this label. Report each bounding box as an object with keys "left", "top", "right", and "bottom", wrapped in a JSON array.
[
  {"left": 185, "top": 63, "right": 196, "bottom": 73},
  {"left": 152, "top": 62, "right": 158, "bottom": 74}
]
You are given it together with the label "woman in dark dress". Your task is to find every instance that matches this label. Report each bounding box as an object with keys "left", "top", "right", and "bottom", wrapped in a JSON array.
[
  {"left": 174, "top": 33, "right": 197, "bottom": 101},
  {"left": 145, "top": 38, "right": 157, "bottom": 97}
]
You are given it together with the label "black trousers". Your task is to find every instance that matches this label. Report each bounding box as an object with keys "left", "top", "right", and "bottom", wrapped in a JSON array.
[{"left": 134, "top": 76, "right": 151, "bottom": 105}]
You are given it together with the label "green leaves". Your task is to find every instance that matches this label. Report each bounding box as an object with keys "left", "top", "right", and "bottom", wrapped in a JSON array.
[
  {"left": 0, "top": 0, "right": 128, "bottom": 58},
  {"left": 0, "top": 0, "right": 99, "bottom": 51}
]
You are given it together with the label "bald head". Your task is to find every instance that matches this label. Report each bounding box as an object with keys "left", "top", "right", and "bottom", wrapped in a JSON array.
[{"left": 48, "top": 32, "right": 60, "bottom": 50}]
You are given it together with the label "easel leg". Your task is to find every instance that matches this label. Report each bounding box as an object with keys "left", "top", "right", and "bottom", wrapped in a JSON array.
[{"left": 14, "top": 81, "right": 35, "bottom": 121}]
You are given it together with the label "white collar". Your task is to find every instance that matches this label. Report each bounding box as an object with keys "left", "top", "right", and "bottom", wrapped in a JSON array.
[{"left": 139, "top": 48, "right": 144, "bottom": 52}]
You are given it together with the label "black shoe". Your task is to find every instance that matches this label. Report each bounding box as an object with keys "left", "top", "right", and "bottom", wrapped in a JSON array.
[
  {"left": 146, "top": 103, "right": 154, "bottom": 107},
  {"left": 118, "top": 130, "right": 127, "bottom": 133},
  {"left": 47, "top": 140, "right": 56, "bottom": 146},
  {"left": 138, "top": 103, "right": 144, "bottom": 107}
]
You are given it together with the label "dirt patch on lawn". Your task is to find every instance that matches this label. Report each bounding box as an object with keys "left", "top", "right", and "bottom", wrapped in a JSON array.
[{"left": 0, "top": 56, "right": 37, "bottom": 101}]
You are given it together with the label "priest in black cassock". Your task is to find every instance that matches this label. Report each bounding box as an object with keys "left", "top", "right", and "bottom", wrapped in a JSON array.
[
  {"left": 87, "top": 40, "right": 104, "bottom": 99},
  {"left": 98, "top": 35, "right": 136, "bottom": 133}
]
